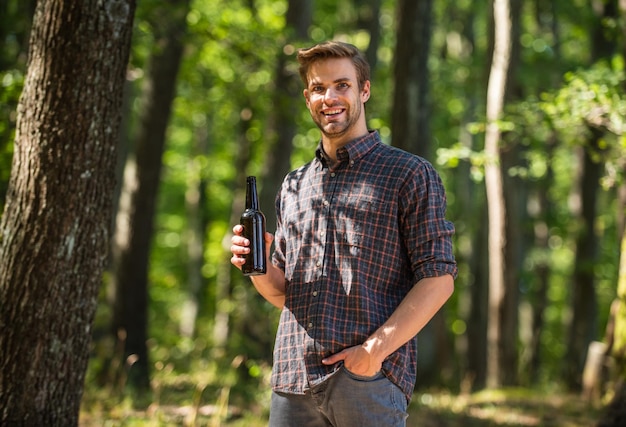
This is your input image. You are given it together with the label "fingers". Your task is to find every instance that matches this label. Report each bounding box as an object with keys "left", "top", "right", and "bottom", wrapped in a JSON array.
[
  {"left": 231, "top": 226, "right": 275, "bottom": 270},
  {"left": 231, "top": 224, "right": 249, "bottom": 269},
  {"left": 322, "top": 350, "right": 346, "bottom": 365},
  {"left": 322, "top": 346, "right": 381, "bottom": 376}
]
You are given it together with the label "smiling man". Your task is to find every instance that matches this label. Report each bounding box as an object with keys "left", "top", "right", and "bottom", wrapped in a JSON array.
[{"left": 230, "top": 41, "right": 457, "bottom": 427}]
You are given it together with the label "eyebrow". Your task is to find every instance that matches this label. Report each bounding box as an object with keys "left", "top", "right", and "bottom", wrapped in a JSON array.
[{"left": 309, "top": 77, "right": 352, "bottom": 87}]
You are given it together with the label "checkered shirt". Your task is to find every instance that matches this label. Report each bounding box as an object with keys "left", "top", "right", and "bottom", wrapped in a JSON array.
[{"left": 270, "top": 130, "right": 457, "bottom": 402}]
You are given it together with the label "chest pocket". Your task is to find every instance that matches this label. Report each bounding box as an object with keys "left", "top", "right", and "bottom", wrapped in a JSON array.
[{"left": 333, "top": 195, "right": 382, "bottom": 247}]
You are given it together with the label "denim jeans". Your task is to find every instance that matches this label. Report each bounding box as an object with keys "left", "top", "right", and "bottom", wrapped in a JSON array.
[{"left": 269, "top": 367, "right": 408, "bottom": 427}]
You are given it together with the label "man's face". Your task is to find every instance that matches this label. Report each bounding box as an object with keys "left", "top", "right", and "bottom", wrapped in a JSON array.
[{"left": 303, "top": 57, "right": 370, "bottom": 144}]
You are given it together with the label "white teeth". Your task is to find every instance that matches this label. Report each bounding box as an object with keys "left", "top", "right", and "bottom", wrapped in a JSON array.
[{"left": 324, "top": 109, "right": 342, "bottom": 115}]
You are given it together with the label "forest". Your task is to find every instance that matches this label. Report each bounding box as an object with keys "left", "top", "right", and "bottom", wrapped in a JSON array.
[{"left": 0, "top": 0, "right": 625, "bottom": 426}]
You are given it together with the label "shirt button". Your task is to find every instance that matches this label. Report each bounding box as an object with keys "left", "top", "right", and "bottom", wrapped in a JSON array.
[
  {"left": 313, "top": 291, "right": 318, "bottom": 297},
  {"left": 330, "top": 172, "right": 336, "bottom": 177},
  {"left": 308, "top": 322, "right": 314, "bottom": 328},
  {"left": 316, "top": 260, "right": 322, "bottom": 267},
  {"left": 323, "top": 200, "right": 329, "bottom": 206}
]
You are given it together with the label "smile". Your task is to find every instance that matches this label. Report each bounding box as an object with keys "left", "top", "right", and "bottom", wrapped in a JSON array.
[{"left": 323, "top": 108, "right": 344, "bottom": 116}]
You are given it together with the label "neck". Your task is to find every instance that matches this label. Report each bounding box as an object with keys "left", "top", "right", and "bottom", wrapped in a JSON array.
[{"left": 322, "top": 125, "right": 368, "bottom": 163}]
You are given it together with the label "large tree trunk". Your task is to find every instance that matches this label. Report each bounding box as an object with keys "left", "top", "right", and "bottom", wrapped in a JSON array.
[
  {"left": 0, "top": 0, "right": 135, "bottom": 424},
  {"left": 484, "top": 0, "right": 512, "bottom": 389},
  {"left": 391, "top": 0, "right": 434, "bottom": 159},
  {"left": 109, "top": 0, "right": 189, "bottom": 392}
]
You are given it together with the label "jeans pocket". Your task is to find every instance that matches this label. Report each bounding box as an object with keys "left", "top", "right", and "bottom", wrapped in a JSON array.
[{"left": 342, "top": 366, "right": 383, "bottom": 382}]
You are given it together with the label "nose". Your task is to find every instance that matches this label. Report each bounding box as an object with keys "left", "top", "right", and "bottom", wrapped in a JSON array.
[{"left": 323, "top": 87, "right": 339, "bottom": 103}]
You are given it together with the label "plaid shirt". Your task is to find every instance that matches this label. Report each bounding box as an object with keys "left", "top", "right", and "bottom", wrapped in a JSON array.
[{"left": 271, "top": 130, "right": 457, "bottom": 402}]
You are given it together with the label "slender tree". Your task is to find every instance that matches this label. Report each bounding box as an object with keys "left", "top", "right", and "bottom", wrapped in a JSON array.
[
  {"left": 0, "top": 0, "right": 135, "bottom": 424},
  {"left": 484, "top": 0, "right": 512, "bottom": 388}
]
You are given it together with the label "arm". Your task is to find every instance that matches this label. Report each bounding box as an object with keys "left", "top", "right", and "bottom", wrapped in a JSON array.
[
  {"left": 322, "top": 274, "right": 454, "bottom": 375},
  {"left": 230, "top": 224, "right": 286, "bottom": 308}
]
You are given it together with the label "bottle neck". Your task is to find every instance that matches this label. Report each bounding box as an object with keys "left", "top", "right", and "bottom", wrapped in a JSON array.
[{"left": 245, "top": 176, "right": 259, "bottom": 210}]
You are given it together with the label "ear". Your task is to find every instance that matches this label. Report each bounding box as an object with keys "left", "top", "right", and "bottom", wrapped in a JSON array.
[{"left": 361, "top": 80, "right": 371, "bottom": 102}]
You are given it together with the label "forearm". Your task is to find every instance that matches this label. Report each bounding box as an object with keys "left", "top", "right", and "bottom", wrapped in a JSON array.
[
  {"left": 249, "top": 261, "right": 286, "bottom": 309},
  {"left": 363, "top": 274, "right": 454, "bottom": 364}
]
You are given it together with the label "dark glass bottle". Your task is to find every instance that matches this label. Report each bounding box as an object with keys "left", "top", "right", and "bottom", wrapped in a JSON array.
[{"left": 240, "top": 176, "right": 267, "bottom": 276}]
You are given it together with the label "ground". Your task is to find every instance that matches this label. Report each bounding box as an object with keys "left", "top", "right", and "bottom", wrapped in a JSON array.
[{"left": 80, "top": 382, "right": 603, "bottom": 426}]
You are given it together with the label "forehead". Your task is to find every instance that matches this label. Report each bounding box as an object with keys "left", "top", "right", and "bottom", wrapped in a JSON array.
[{"left": 306, "top": 57, "right": 358, "bottom": 85}]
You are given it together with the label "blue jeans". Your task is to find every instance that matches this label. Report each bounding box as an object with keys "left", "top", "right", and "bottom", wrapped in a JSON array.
[{"left": 269, "top": 367, "right": 408, "bottom": 427}]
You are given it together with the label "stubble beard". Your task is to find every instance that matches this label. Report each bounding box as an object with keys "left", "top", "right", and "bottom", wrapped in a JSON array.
[{"left": 313, "top": 101, "right": 362, "bottom": 140}]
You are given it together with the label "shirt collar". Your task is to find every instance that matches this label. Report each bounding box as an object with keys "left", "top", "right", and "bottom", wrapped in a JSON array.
[{"left": 315, "top": 130, "right": 381, "bottom": 167}]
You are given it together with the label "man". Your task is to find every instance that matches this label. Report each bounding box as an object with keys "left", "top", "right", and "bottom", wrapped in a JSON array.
[{"left": 231, "top": 40, "right": 457, "bottom": 427}]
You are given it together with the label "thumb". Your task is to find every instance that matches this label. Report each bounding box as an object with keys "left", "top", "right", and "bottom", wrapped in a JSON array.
[
  {"left": 265, "top": 232, "right": 274, "bottom": 258},
  {"left": 322, "top": 350, "right": 347, "bottom": 365}
]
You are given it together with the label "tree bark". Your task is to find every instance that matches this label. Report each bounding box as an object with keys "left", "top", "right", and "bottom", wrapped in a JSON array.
[
  {"left": 0, "top": 0, "right": 135, "bottom": 424},
  {"left": 109, "top": 0, "right": 189, "bottom": 392}
]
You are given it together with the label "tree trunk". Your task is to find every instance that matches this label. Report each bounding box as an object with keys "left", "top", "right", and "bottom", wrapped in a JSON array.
[
  {"left": 565, "top": 0, "right": 618, "bottom": 390},
  {"left": 391, "top": 0, "right": 434, "bottom": 159},
  {"left": 597, "top": 229, "right": 626, "bottom": 425},
  {"left": 466, "top": 206, "right": 489, "bottom": 390},
  {"left": 213, "top": 111, "right": 252, "bottom": 354},
  {"left": 0, "top": 0, "right": 135, "bottom": 424},
  {"left": 484, "top": 0, "right": 512, "bottom": 389},
  {"left": 353, "top": 0, "right": 382, "bottom": 70},
  {"left": 526, "top": 135, "right": 556, "bottom": 384},
  {"left": 260, "top": 0, "right": 312, "bottom": 234},
  {"left": 109, "top": 0, "right": 189, "bottom": 392},
  {"left": 565, "top": 138, "right": 602, "bottom": 389},
  {"left": 179, "top": 125, "right": 208, "bottom": 339}
]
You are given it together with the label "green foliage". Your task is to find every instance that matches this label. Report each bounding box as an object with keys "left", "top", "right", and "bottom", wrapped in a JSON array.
[
  {"left": 1, "top": 0, "right": 622, "bottom": 416},
  {"left": 542, "top": 61, "right": 625, "bottom": 141}
]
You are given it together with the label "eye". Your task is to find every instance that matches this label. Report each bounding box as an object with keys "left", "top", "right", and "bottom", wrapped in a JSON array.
[
  {"left": 337, "top": 82, "right": 350, "bottom": 90},
  {"left": 311, "top": 85, "right": 324, "bottom": 93}
]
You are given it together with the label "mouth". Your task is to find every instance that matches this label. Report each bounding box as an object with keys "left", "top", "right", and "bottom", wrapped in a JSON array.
[{"left": 322, "top": 108, "right": 345, "bottom": 118}]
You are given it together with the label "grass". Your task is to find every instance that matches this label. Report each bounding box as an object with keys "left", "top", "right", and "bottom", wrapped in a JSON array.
[
  {"left": 81, "top": 377, "right": 603, "bottom": 426},
  {"left": 409, "top": 388, "right": 602, "bottom": 427}
]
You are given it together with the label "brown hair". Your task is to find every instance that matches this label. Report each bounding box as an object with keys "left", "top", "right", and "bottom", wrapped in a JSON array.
[{"left": 296, "top": 41, "right": 370, "bottom": 91}]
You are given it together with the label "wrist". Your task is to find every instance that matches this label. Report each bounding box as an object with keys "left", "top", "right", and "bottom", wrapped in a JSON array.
[{"left": 362, "top": 334, "right": 387, "bottom": 365}]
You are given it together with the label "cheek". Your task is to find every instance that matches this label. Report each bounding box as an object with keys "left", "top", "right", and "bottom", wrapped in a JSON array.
[{"left": 306, "top": 95, "right": 322, "bottom": 110}]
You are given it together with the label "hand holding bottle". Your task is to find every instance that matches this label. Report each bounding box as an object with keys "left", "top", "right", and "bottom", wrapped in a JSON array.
[
  {"left": 235, "top": 176, "right": 267, "bottom": 276},
  {"left": 230, "top": 224, "right": 273, "bottom": 271}
]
